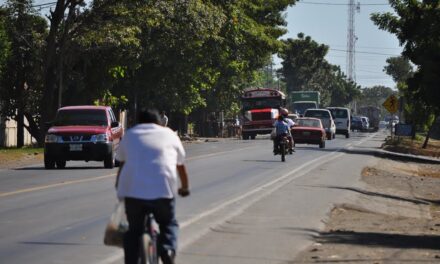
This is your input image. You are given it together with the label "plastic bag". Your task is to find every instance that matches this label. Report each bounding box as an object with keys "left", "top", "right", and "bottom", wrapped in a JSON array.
[{"left": 103, "top": 201, "right": 129, "bottom": 248}]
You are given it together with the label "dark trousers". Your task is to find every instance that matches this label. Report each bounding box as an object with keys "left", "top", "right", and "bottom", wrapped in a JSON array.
[{"left": 124, "top": 197, "right": 178, "bottom": 264}]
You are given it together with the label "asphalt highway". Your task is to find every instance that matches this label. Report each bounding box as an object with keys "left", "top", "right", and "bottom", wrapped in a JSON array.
[{"left": 0, "top": 131, "right": 385, "bottom": 264}]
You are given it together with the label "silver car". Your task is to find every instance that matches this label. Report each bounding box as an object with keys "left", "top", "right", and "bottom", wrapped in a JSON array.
[{"left": 304, "top": 109, "right": 336, "bottom": 140}]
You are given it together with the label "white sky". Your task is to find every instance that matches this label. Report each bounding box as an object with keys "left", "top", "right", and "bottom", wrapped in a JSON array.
[{"left": 1, "top": 0, "right": 402, "bottom": 89}]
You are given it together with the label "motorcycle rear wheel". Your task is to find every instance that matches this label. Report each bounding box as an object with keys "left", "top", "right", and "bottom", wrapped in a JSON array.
[{"left": 281, "top": 144, "right": 285, "bottom": 162}]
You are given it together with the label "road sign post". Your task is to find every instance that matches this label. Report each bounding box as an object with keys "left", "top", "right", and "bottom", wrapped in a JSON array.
[{"left": 383, "top": 95, "right": 399, "bottom": 139}]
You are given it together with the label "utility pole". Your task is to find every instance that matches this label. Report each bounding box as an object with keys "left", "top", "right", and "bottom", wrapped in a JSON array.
[
  {"left": 347, "top": 1, "right": 360, "bottom": 114},
  {"left": 346, "top": 0, "right": 360, "bottom": 82}
]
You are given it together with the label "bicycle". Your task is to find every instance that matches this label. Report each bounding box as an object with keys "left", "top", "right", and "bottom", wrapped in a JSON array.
[
  {"left": 138, "top": 188, "right": 190, "bottom": 264},
  {"left": 139, "top": 213, "right": 159, "bottom": 264}
]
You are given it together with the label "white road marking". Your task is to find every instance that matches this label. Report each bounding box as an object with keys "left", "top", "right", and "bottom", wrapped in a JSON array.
[{"left": 95, "top": 132, "right": 377, "bottom": 264}]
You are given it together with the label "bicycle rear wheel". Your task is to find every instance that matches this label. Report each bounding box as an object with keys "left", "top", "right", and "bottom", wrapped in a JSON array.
[
  {"left": 146, "top": 235, "right": 158, "bottom": 264},
  {"left": 139, "top": 234, "right": 158, "bottom": 264}
]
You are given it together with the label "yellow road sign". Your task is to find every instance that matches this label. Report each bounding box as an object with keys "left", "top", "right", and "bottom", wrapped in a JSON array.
[{"left": 383, "top": 95, "right": 399, "bottom": 113}]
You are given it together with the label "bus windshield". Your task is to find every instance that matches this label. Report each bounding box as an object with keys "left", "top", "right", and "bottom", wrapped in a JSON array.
[
  {"left": 292, "top": 102, "right": 317, "bottom": 115},
  {"left": 241, "top": 97, "right": 282, "bottom": 111}
]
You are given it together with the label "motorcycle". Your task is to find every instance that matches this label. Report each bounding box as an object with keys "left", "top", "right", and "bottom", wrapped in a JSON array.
[{"left": 275, "top": 134, "right": 290, "bottom": 162}]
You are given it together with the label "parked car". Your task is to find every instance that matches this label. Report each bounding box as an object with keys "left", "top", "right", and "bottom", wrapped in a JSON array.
[
  {"left": 327, "top": 107, "right": 351, "bottom": 138},
  {"left": 303, "top": 109, "right": 336, "bottom": 140},
  {"left": 291, "top": 117, "right": 326, "bottom": 148},
  {"left": 44, "top": 105, "right": 123, "bottom": 169}
]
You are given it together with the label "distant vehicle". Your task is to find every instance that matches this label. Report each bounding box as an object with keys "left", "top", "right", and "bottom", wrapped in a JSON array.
[
  {"left": 326, "top": 107, "right": 351, "bottom": 138},
  {"left": 291, "top": 117, "right": 326, "bottom": 148},
  {"left": 303, "top": 109, "right": 336, "bottom": 140},
  {"left": 44, "top": 105, "right": 123, "bottom": 169},
  {"left": 290, "top": 91, "right": 320, "bottom": 116},
  {"left": 287, "top": 113, "right": 299, "bottom": 122},
  {"left": 379, "top": 120, "right": 387, "bottom": 129},
  {"left": 361, "top": 116, "right": 370, "bottom": 130},
  {"left": 240, "top": 88, "right": 286, "bottom": 140},
  {"left": 351, "top": 116, "right": 364, "bottom": 131},
  {"left": 358, "top": 106, "right": 380, "bottom": 131}
]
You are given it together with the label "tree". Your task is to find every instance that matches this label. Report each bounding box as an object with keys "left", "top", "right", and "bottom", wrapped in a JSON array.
[
  {"left": 279, "top": 33, "right": 329, "bottom": 94},
  {"left": 384, "top": 56, "right": 413, "bottom": 84},
  {"left": 0, "top": 0, "right": 47, "bottom": 147},
  {"left": 371, "top": 0, "right": 440, "bottom": 147},
  {"left": 38, "top": 0, "right": 86, "bottom": 145},
  {"left": 383, "top": 55, "right": 418, "bottom": 129},
  {"left": 279, "top": 33, "right": 361, "bottom": 108},
  {"left": 0, "top": 9, "right": 10, "bottom": 76}
]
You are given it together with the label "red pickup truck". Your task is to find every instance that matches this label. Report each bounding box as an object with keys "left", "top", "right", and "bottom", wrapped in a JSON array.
[{"left": 44, "top": 105, "right": 123, "bottom": 169}]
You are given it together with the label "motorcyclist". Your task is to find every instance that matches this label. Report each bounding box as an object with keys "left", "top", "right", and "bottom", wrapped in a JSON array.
[
  {"left": 280, "top": 108, "right": 295, "bottom": 153},
  {"left": 273, "top": 115, "right": 291, "bottom": 155}
]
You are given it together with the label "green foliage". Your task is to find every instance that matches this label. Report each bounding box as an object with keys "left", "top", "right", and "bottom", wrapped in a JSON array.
[
  {"left": 1, "top": 0, "right": 298, "bottom": 140},
  {"left": 371, "top": 0, "right": 440, "bottom": 117},
  {"left": 358, "top": 85, "right": 395, "bottom": 117},
  {"left": 279, "top": 33, "right": 361, "bottom": 108},
  {"left": 0, "top": 0, "right": 47, "bottom": 119},
  {"left": 359, "top": 86, "right": 395, "bottom": 108},
  {"left": 0, "top": 11, "right": 11, "bottom": 75},
  {"left": 93, "top": 90, "right": 128, "bottom": 109},
  {"left": 384, "top": 56, "right": 413, "bottom": 84},
  {"left": 280, "top": 33, "right": 329, "bottom": 93}
]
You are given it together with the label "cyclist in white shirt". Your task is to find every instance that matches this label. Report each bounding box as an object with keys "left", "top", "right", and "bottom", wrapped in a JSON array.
[{"left": 115, "top": 109, "right": 190, "bottom": 264}]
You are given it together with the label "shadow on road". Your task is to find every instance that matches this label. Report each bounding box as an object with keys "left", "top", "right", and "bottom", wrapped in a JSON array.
[
  {"left": 280, "top": 227, "right": 440, "bottom": 250},
  {"left": 242, "top": 159, "right": 282, "bottom": 163},
  {"left": 298, "top": 184, "right": 431, "bottom": 205},
  {"left": 314, "top": 230, "right": 440, "bottom": 250}
]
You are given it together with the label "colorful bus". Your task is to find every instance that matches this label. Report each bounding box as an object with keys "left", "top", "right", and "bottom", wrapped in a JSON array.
[{"left": 240, "top": 88, "right": 286, "bottom": 140}]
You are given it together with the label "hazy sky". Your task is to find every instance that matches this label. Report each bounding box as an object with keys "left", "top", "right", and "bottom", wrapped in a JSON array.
[
  {"left": 284, "top": 1, "right": 402, "bottom": 88},
  {"left": 1, "top": 0, "right": 402, "bottom": 89}
]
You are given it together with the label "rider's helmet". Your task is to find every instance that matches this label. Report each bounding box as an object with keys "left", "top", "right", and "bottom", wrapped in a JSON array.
[{"left": 280, "top": 107, "right": 289, "bottom": 117}]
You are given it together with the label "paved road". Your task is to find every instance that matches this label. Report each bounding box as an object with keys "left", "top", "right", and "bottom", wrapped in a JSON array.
[{"left": 0, "top": 131, "right": 385, "bottom": 264}]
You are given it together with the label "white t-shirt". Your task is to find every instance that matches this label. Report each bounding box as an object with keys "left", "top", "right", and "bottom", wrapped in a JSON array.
[
  {"left": 115, "top": 123, "right": 185, "bottom": 200},
  {"left": 284, "top": 118, "right": 295, "bottom": 128}
]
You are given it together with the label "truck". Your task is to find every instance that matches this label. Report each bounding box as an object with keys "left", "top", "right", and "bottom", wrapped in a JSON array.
[
  {"left": 358, "top": 106, "right": 380, "bottom": 131},
  {"left": 44, "top": 105, "right": 123, "bottom": 169},
  {"left": 290, "top": 91, "right": 320, "bottom": 116},
  {"left": 240, "top": 88, "right": 286, "bottom": 140}
]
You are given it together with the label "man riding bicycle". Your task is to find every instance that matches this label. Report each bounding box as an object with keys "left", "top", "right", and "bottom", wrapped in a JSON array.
[{"left": 115, "top": 109, "right": 190, "bottom": 264}]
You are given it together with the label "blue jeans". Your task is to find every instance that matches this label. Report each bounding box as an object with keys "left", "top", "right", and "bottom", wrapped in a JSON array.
[{"left": 123, "top": 197, "right": 178, "bottom": 264}]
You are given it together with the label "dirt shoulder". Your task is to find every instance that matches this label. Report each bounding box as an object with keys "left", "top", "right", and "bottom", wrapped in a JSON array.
[
  {"left": 294, "top": 146, "right": 440, "bottom": 263},
  {"left": 0, "top": 148, "right": 43, "bottom": 169}
]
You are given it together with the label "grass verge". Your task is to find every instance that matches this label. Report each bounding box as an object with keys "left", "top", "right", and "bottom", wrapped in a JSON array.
[
  {"left": 0, "top": 147, "right": 44, "bottom": 167},
  {"left": 382, "top": 134, "right": 440, "bottom": 158}
]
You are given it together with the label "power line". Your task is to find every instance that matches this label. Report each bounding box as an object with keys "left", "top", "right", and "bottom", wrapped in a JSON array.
[
  {"left": 32, "top": 2, "right": 57, "bottom": 8},
  {"left": 330, "top": 44, "right": 402, "bottom": 50},
  {"left": 297, "top": 1, "right": 389, "bottom": 6},
  {"left": 330, "top": 48, "right": 400, "bottom": 56}
]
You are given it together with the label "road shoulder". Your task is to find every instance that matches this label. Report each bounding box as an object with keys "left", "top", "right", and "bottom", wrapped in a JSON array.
[{"left": 294, "top": 157, "right": 440, "bottom": 263}]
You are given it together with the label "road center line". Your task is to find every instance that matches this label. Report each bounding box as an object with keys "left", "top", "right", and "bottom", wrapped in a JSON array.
[
  {"left": 0, "top": 143, "right": 261, "bottom": 198},
  {"left": 0, "top": 173, "right": 116, "bottom": 198}
]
